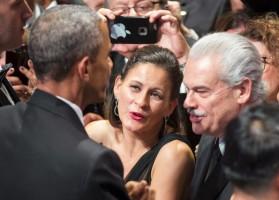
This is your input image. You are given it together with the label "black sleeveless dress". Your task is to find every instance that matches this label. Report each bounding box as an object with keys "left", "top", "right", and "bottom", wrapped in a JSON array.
[{"left": 124, "top": 133, "right": 190, "bottom": 184}]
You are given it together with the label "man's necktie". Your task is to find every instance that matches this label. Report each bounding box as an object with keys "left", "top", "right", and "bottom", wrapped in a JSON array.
[
  {"left": 196, "top": 139, "right": 227, "bottom": 200},
  {"left": 204, "top": 140, "right": 222, "bottom": 182}
]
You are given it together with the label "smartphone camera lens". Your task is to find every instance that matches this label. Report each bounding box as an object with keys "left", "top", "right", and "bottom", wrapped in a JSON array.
[{"left": 138, "top": 27, "right": 148, "bottom": 36}]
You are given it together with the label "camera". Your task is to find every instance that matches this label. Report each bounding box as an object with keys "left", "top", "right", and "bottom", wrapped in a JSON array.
[{"left": 109, "top": 16, "right": 158, "bottom": 44}]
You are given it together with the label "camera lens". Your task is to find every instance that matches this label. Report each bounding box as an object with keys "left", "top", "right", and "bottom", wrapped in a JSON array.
[{"left": 138, "top": 27, "right": 148, "bottom": 36}]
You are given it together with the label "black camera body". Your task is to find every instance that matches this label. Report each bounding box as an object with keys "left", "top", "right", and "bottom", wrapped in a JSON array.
[{"left": 109, "top": 16, "right": 158, "bottom": 44}]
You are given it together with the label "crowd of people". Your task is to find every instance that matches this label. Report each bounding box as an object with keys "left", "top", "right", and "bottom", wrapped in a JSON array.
[{"left": 0, "top": 0, "right": 279, "bottom": 200}]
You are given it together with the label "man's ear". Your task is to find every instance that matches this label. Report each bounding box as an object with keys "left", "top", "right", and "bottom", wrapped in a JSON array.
[
  {"left": 234, "top": 78, "right": 252, "bottom": 104},
  {"left": 113, "top": 75, "right": 122, "bottom": 99},
  {"left": 76, "top": 56, "right": 89, "bottom": 80}
]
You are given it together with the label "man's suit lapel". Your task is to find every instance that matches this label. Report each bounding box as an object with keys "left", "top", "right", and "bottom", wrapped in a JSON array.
[
  {"left": 192, "top": 135, "right": 230, "bottom": 200},
  {"left": 2, "top": 78, "right": 20, "bottom": 103},
  {"left": 0, "top": 78, "right": 20, "bottom": 106},
  {"left": 0, "top": 89, "right": 11, "bottom": 106},
  {"left": 28, "top": 89, "right": 85, "bottom": 133},
  {"left": 191, "top": 135, "right": 215, "bottom": 200},
  {"left": 196, "top": 152, "right": 228, "bottom": 199}
]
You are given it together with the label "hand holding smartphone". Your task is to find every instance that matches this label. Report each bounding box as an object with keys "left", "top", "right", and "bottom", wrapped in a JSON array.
[
  {"left": 5, "top": 45, "right": 29, "bottom": 85},
  {"left": 109, "top": 16, "right": 158, "bottom": 44}
]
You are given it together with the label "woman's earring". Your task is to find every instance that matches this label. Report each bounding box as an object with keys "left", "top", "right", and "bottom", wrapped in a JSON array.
[{"left": 114, "top": 99, "right": 119, "bottom": 117}]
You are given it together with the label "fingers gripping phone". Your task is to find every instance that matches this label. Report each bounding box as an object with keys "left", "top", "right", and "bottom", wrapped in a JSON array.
[
  {"left": 109, "top": 16, "right": 158, "bottom": 44},
  {"left": 5, "top": 45, "right": 29, "bottom": 85}
]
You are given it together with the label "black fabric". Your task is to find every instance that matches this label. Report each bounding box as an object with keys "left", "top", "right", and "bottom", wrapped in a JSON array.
[
  {"left": 204, "top": 140, "right": 222, "bottom": 182},
  {"left": 241, "top": 0, "right": 279, "bottom": 14},
  {"left": 196, "top": 156, "right": 228, "bottom": 200},
  {"left": 124, "top": 133, "right": 190, "bottom": 184},
  {"left": 0, "top": 89, "right": 11, "bottom": 106},
  {"left": 0, "top": 63, "right": 20, "bottom": 105},
  {"left": 195, "top": 140, "right": 227, "bottom": 200},
  {"left": 0, "top": 75, "right": 20, "bottom": 106},
  {"left": 181, "top": 0, "right": 230, "bottom": 36},
  {"left": 190, "top": 135, "right": 232, "bottom": 200},
  {"left": 2, "top": 78, "right": 20, "bottom": 103},
  {"left": 0, "top": 89, "right": 129, "bottom": 200}
]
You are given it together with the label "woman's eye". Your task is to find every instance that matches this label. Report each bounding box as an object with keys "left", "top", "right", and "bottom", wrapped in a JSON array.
[
  {"left": 130, "top": 85, "right": 140, "bottom": 92},
  {"left": 151, "top": 92, "right": 162, "bottom": 100}
]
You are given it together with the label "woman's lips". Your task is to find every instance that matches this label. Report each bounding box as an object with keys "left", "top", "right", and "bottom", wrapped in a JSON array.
[{"left": 129, "top": 112, "right": 145, "bottom": 121}]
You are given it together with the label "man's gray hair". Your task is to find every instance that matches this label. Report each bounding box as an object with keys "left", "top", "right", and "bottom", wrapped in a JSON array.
[
  {"left": 28, "top": 5, "right": 103, "bottom": 81},
  {"left": 188, "top": 32, "right": 264, "bottom": 103}
]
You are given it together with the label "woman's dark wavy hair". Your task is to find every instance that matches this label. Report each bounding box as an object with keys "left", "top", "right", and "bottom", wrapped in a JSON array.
[
  {"left": 242, "top": 12, "right": 279, "bottom": 67},
  {"left": 105, "top": 45, "right": 183, "bottom": 133}
]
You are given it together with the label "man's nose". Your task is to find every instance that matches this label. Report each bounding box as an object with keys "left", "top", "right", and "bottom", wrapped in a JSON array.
[{"left": 183, "top": 91, "right": 197, "bottom": 109}]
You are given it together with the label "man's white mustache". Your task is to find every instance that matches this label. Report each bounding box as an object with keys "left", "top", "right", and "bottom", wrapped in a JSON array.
[{"left": 187, "top": 108, "right": 206, "bottom": 117}]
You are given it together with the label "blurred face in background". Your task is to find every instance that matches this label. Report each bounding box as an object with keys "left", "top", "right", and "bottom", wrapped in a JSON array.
[
  {"left": 251, "top": 40, "right": 279, "bottom": 102},
  {"left": 0, "top": 0, "right": 32, "bottom": 51}
]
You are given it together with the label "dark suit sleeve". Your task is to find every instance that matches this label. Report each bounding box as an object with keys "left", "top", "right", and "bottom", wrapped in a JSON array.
[{"left": 81, "top": 141, "right": 130, "bottom": 200}]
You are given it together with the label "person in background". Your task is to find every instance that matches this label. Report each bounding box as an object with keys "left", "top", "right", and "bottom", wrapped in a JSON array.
[
  {"left": 0, "top": 0, "right": 32, "bottom": 106},
  {"left": 86, "top": 45, "right": 195, "bottom": 200},
  {"left": 223, "top": 102, "right": 279, "bottom": 200},
  {"left": 0, "top": 5, "right": 151, "bottom": 200},
  {"left": 242, "top": 13, "right": 279, "bottom": 103},
  {"left": 82, "top": 0, "right": 105, "bottom": 10},
  {"left": 83, "top": 0, "right": 191, "bottom": 131},
  {"left": 5, "top": 0, "right": 92, "bottom": 102},
  {"left": 0, "top": 51, "right": 5, "bottom": 66},
  {"left": 101, "top": 0, "right": 189, "bottom": 81},
  {"left": 214, "top": 10, "right": 251, "bottom": 33},
  {"left": 5, "top": 0, "right": 57, "bottom": 102},
  {"left": 183, "top": 32, "right": 264, "bottom": 200},
  {"left": 180, "top": 0, "right": 230, "bottom": 37}
]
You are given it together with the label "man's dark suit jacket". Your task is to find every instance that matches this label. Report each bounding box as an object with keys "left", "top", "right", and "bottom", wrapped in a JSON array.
[
  {"left": 0, "top": 89, "right": 129, "bottom": 200},
  {"left": 181, "top": 0, "right": 229, "bottom": 36},
  {"left": 190, "top": 135, "right": 232, "bottom": 200}
]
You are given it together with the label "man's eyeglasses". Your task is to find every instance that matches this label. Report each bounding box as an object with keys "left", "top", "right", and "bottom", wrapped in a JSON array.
[
  {"left": 261, "top": 56, "right": 273, "bottom": 70},
  {"left": 111, "top": 1, "right": 161, "bottom": 16}
]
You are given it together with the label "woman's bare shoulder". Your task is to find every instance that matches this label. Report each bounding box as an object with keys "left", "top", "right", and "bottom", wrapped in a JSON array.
[
  {"left": 152, "top": 139, "right": 195, "bottom": 178},
  {"left": 85, "top": 120, "right": 114, "bottom": 144},
  {"left": 156, "top": 139, "right": 194, "bottom": 165},
  {"left": 150, "top": 139, "right": 195, "bottom": 200}
]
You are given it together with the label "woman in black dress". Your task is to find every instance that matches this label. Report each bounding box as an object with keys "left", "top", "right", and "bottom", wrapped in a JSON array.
[{"left": 86, "top": 45, "right": 194, "bottom": 200}]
